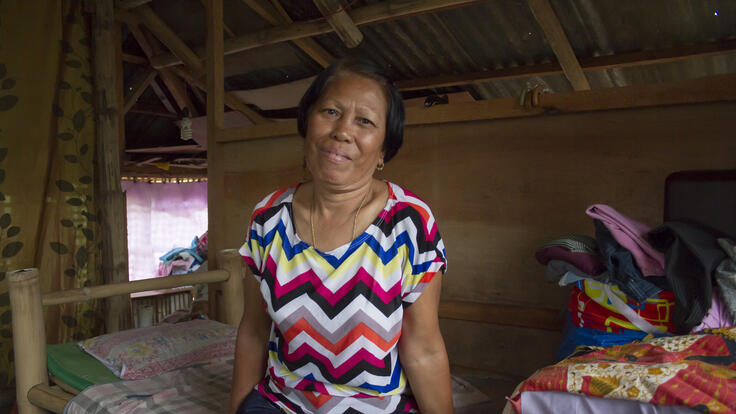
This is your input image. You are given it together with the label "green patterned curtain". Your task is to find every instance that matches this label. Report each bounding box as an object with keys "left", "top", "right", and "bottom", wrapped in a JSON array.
[{"left": 0, "top": 0, "right": 104, "bottom": 386}]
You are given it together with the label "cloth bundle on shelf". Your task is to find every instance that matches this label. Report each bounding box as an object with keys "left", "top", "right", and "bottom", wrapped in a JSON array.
[
  {"left": 157, "top": 230, "right": 209, "bottom": 277},
  {"left": 537, "top": 204, "right": 735, "bottom": 360}
]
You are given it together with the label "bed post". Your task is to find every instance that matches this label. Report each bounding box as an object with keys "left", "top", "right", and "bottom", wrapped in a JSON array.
[
  {"left": 8, "top": 269, "right": 48, "bottom": 414},
  {"left": 217, "top": 249, "right": 245, "bottom": 326}
]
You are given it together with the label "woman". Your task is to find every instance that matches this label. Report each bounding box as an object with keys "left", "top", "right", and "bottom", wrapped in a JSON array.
[{"left": 230, "top": 58, "right": 452, "bottom": 414}]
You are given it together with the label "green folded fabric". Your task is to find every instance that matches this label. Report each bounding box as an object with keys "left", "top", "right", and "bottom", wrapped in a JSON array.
[{"left": 46, "top": 342, "right": 119, "bottom": 391}]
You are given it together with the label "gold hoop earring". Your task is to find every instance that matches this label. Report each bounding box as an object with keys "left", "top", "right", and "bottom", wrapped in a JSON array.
[{"left": 376, "top": 162, "right": 384, "bottom": 172}]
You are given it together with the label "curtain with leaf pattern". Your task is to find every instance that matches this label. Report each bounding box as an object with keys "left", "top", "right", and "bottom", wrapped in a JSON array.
[{"left": 0, "top": 0, "right": 104, "bottom": 386}]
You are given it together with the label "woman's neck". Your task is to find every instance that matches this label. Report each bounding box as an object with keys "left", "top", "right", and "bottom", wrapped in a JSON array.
[{"left": 311, "top": 179, "right": 374, "bottom": 219}]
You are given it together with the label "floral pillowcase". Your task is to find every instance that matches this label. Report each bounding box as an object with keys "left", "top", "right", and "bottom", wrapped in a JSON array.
[{"left": 78, "top": 319, "right": 236, "bottom": 380}]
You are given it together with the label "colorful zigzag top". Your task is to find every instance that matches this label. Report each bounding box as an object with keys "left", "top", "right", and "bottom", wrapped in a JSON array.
[{"left": 239, "top": 181, "right": 447, "bottom": 414}]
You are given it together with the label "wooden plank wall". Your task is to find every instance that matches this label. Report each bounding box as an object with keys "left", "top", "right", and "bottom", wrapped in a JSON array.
[{"left": 219, "top": 101, "right": 736, "bottom": 380}]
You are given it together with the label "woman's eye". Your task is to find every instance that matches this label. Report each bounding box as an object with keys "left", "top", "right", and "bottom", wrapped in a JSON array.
[
  {"left": 358, "top": 118, "right": 375, "bottom": 126},
  {"left": 324, "top": 108, "right": 338, "bottom": 116}
]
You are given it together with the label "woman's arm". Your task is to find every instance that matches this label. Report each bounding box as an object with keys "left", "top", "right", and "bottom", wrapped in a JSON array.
[
  {"left": 228, "top": 270, "right": 272, "bottom": 414},
  {"left": 398, "top": 275, "right": 454, "bottom": 414}
]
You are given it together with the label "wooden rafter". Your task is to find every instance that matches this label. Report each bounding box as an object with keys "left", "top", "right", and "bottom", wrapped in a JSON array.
[
  {"left": 242, "top": 0, "right": 333, "bottom": 67},
  {"left": 150, "top": 0, "right": 485, "bottom": 68},
  {"left": 125, "top": 22, "right": 188, "bottom": 115},
  {"left": 395, "top": 39, "right": 736, "bottom": 91},
  {"left": 134, "top": 5, "right": 267, "bottom": 123},
  {"left": 122, "top": 52, "right": 148, "bottom": 65},
  {"left": 528, "top": 0, "right": 590, "bottom": 90},
  {"left": 174, "top": 66, "right": 268, "bottom": 124},
  {"left": 123, "top": 68, "right": 157, "bottom": 112},
  {"left": 199, "top": 0, "right": 235, "bottom": 37},
  {"left": 115, "top": 0, "right": 153, "bottom": 9},
  {"left": 129, "top": 102, "right": 179, "bottom": 118},
  {"left": 313, "top": 0, "right": 363, "bottom": 48},
  {"left": 216, "top": 72, "right": 736, "bottom": 143}
]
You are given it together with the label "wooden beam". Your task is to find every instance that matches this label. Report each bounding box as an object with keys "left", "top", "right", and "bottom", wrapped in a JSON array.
[
  {"left": 242, "top": 0, "right": 333, "bottom": 67},
  {"left": 136, "top": 5, "right": 205, "bottom": 73},
  {"left": 150, "top": 0, "right": 484, "bottom": 68},
  {"left": 93, "top": 0, "right": 131, "bottom": 333},
  {"left": 174, "top": 66, "right": 269, "bottom": 123},
  {"left": 395, "top": 39, "right": 736, "bottom": 91},
  {"left": 122, "top": 52, "right": 148, "bottom": 65},
  {"left": 129, "top": 102, "right": 179, "bottom": 118},
  {"left": 123, "top": 68, "right": 157, "bottom": 112},
  {"left": 217, "top": 73, "right": 736, "bottom": 142},
  {"left": 207, "top": 0, "right": 226, "bottom": 272},
  {"left": 197, "top": 0, "right": 235, "bottom": 37},
  {"left": 115, "top": 0, "right": 153, "bottom": 9},
  {"left": 528, "top": 0, "right": 590, "bottom": 90},
  {"left": 313, "top": 0, "right": 363, "bottom": 48},
  {"left": 27, "top": 385, "right": 72, "bottom": 413},
  {"left": 439, "top": 301, "right": 562, "bottom": 331},
  {"left": 126, "top": 144, "right": 204, "bottom": 153},
  {"left": 126, "top": 23, "right": 189, "bottom": 115}
]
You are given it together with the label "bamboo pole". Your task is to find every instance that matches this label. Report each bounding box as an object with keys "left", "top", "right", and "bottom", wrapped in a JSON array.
[
  {"left": 218, "top": 249, "right": 245, "bottom": 326},
  {"left": 42, "top": 270, "right": 229, "bottom": 306},
  {"left": 27, "top": 385, "right": 71, "bottom": 413},
  {"left": 93, "top": 0, "right": 130, "bottom": 332},
  {"left": 8, "top": 269, "right": 48, "bottom": 414}
]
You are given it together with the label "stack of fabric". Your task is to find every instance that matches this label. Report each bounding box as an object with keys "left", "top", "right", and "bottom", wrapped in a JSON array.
[
  {"left": 536, "top": 204, "right": 734, "bottom": 361},
  {"left": 157, "top": 230, "right": 209, "bottom": 277}
]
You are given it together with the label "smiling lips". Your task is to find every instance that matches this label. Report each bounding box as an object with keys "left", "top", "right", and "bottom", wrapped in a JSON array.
[{"left": 321, "top": 147, "right": 351, "bottom": 163}]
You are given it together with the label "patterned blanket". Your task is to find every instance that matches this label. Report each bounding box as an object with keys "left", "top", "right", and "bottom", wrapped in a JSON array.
[
  {"left": 513, "top": 328, "right": 736, "bottom": 413},
  {"left": 63, "top": 358, "right": 233, "bottom": 413}
]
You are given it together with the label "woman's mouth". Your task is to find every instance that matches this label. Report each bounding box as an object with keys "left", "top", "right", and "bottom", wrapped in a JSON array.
[{"left": 322, "top": 148, "right": 351, "bottom": 163}]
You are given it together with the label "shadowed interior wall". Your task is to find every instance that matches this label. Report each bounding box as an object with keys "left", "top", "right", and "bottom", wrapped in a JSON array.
[{"left": 219, "top": 101, "right": 736, "bottom": 379}]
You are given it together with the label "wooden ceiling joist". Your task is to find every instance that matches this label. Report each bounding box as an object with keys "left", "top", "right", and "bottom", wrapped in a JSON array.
[
  {"left": 313, "top": 0, "right": 364, "bottom": 48},
  {"left": 395, "top": 39, "right": 736, "bottom": 91},
  {"left": 123, "top": 68, "right": 157, "bottom": 112},
  {"left": 125, "top": 22, "right": 190, "bottom": 115},
  {"left": 128, "top": 102, "right": 179, "bottom": 118},
  {"left": 199, "top": 0, "right": 236, "bottom": 38},
  {"left": 122, "top": 52, "right": 148, "bottom": 65},
  {"left": 528, "top": 0, "right": 590, "bottom": 91},
  {"left": 115, "top": 0, "right": 153, "bottom": 9},
  {"left": 242, "top": 0, "right": 333, "bottom": 67},
  {"left": 217, "top": 72, "right": 736, "bottom": 143},
  {"left": 174, "top": 66, "right": 269, "bottom": 124},
  {"left": 134, "top": 4, "right": 266, "bottom": 123},
  {"left": 150, "top": 0, "right": 485, "bottom": 68}
]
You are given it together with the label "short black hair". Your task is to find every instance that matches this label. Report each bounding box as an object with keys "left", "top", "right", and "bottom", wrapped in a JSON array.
[{"left": 297, "top": 57, "right": 404, "bottom": 164}]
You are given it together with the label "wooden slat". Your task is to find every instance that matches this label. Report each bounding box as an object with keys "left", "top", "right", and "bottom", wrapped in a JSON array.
[
  {"left": 313, "top": 0, "right": 363, "bottom": 48},
  {"left": 439, "top": 300, "right": 562, "bottom": 331},
  {"left": 174, "top": 66, "right": 269, "bottom": 124},
  {"left": 123, "top": 68, "right": 157, "bottom": 112},
  {"left": 126, "top": 23, "right": 189, "bottom": 115},
  {"left": 216, "top": 73, "right": 736, "bottom": 142},
  {"left": 150, "top": 0, "right": 484, "bottom": 68},
  {"left": 115, "top": 0, "right": 153, "bottom": 9},
  {"left": 128, "top": 102, "right": 179, "bottom": 118},
  {"left": 126, "top": 144, "right": 203, "bottom": 153},
  {"left": 242, "top": 0, "right": 333, "bottom": 67},
  {"left": 396, "top": 39, "right": 736, "bottom": 91},
  {"left": 528, "top": 0, "right": 590, "bottom": 90},
  {"left": 42, "top": 270, "right": 229, "bottom": 306},
  {"left": 136, "top": 5, "right": 205, "bottom": 73},
  {"left": 94, "top": 0, "right": 130, "bottom": 333},
  {"left": 27, "top": 384, "right": 72, "bottom": 413},
  {"left": 122, "top": 52, "right": 148, "bottom": 65},
  {"left": 199, "top": 0, "right": 235, "bottom": 37}
]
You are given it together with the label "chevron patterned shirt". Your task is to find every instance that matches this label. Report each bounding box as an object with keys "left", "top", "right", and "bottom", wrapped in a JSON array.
[{"left": 239, "top": 181, "right": 447, "bottom": 414}]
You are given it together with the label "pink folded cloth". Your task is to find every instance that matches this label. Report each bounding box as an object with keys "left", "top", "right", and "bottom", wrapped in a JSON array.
[{"left": 586, "top": 204, "right": 665, "bottom": 276}]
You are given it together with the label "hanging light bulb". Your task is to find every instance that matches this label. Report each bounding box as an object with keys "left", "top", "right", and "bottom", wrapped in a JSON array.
[{"left": 180, "top": 108, "right": 192, "bottom": 141}]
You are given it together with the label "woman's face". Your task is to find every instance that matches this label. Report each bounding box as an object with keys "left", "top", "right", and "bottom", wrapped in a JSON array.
[{"left": 304, "top": 72, "right": 387, "bottom": 188}]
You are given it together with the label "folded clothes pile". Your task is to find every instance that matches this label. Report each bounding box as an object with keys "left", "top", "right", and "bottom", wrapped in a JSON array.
[{"left": 536, "top": 204, "right": 735, "bottom": 360}]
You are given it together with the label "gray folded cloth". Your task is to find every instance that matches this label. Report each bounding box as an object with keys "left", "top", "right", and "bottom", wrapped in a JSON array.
[{"left": 715, "top": 238, "right": 736, "bottom": 321}]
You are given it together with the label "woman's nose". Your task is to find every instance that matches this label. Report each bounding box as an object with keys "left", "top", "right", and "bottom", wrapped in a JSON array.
[{"left": 331, "top": 118, "right": 352, "bottom": 142}]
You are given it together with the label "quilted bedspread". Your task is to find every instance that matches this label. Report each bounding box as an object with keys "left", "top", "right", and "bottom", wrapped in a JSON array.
[{"left": 514, "top": 328, "right": 736, "bottom": 413}]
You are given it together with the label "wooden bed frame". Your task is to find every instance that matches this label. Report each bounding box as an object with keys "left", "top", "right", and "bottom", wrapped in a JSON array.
[{"left": 7, "top": 249, "right": 246, "bottom": 414}]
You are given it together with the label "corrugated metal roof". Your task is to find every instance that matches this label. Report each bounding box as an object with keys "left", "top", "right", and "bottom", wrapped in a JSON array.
[{"left": 122, "top": 0, "right": 736, "bottom": 158}]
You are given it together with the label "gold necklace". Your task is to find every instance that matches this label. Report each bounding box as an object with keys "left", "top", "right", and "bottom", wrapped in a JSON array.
[{"left": 310, "top": 185, "right": 371, "bottom": 250}]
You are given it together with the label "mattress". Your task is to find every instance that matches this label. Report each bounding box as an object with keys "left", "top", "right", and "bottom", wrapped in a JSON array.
[{"left": 46, "top": 342, "right": 119, "bottom": 391}]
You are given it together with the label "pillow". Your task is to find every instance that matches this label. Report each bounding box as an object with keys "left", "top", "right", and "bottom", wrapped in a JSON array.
[{"left": 78, "top": 319, "right": 235, "bottom": 380}]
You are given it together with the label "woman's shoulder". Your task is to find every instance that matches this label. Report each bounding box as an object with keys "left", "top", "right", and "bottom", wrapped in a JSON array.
[
  {"left": 249, "top": 184, "right": 299, "bottom": 222},
  {"left": 385, "top": 181, "right": 433, "bottom": 212}
]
